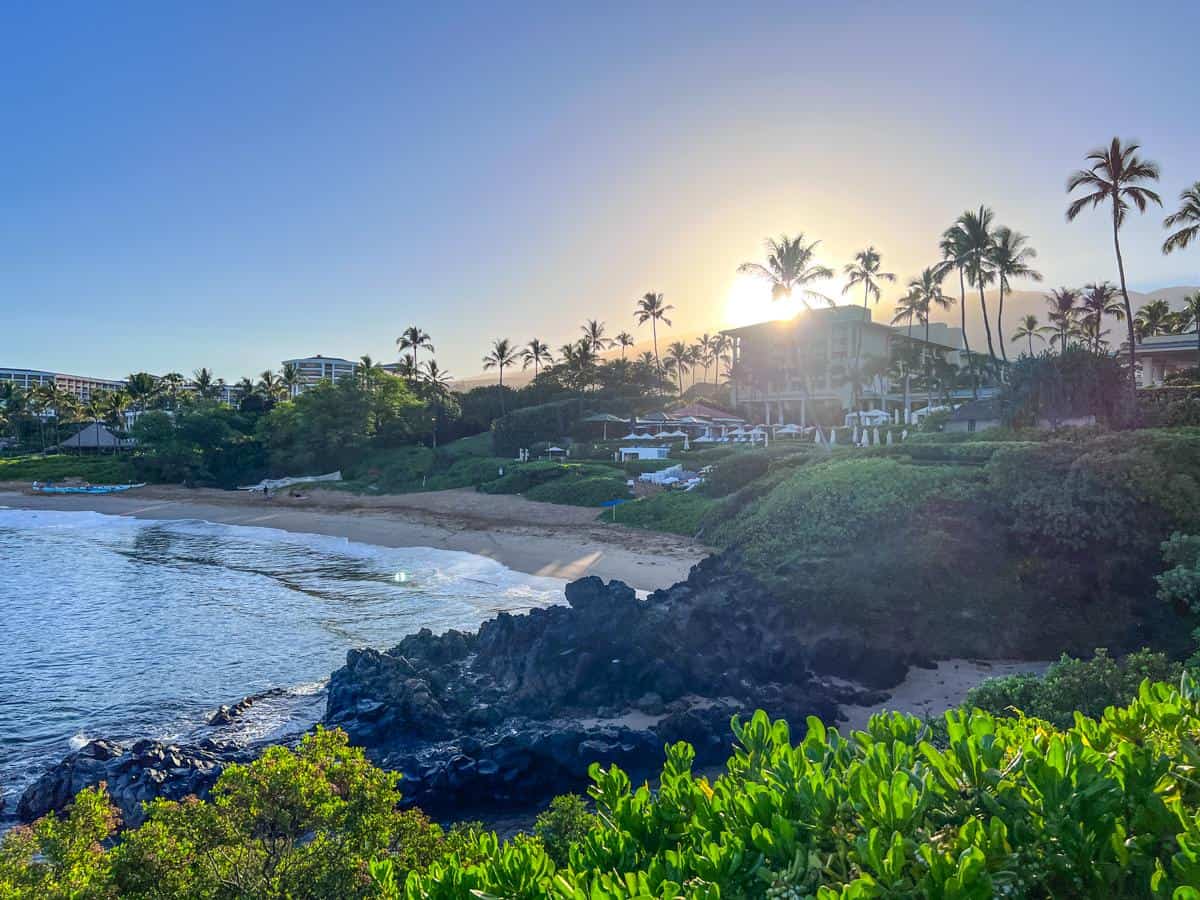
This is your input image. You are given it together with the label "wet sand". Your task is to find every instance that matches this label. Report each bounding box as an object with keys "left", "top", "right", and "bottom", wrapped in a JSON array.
[{"left": 0, "top": 485, "right": 708, "bottom": 592}]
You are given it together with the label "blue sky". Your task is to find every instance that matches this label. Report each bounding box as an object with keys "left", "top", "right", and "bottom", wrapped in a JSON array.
[{"left": 2, "top": 1, "right": 1198, "bottom": 381}]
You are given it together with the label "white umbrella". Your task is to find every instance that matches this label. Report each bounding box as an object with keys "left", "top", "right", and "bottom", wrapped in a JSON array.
[
  {"left": 886, "top": 430, "right": 894, "bottom": 445},
  {"left": 620, "top": 432, "right": 640, "bottom": 441},
  {"left": 901, "top": 429, "right": 908, "bottom": 440},
  {"left": 829, "top": 429, "right": 837, "bottom": 445},
  {"left": 852, "top": 426, "right": 860, "bottom": 445}
]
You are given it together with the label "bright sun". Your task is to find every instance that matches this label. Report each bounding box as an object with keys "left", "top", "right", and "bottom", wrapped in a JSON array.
[{"left": 722, "top": 275, "right": 805, "bottom": 328}]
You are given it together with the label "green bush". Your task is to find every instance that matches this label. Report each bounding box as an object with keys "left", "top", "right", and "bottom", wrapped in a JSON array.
[
  {"left": 532, "top": 794, "right": 596, "bottom": 867},
  {"left": 17, "top": 686, "right": 1200, "bottom": 898},
  {"left": 491, "top": 400, "right": 584, "bottom": 457},
  {"left": 611, "top": 490, "right": 715, "bottom": 536},
  {"left": 621, "top": 458, "right": 678, "bottom": 476},
  {"left": 524, "top": 474, "right": 630, "bottom": 507},
  {"left": 0, "top": 454, "right": 138, "bottom": 484},
  {"left": 966, "top": 648, "right": 1182, "bottom": 727},
  {"left": 702, "top": 451, "right": 770, "bottom": 497},
  {"left": 434, "top": 432, "right": 494, "bottom": 462},
  {"left": 343, "top": 445, "right": 437, "bottom": 492}
]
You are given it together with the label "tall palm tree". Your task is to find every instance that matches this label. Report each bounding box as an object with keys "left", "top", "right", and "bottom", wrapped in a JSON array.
[
  {"left": 711, "top": 333, "right": 732, "bottom": 376},
  {"left": 1067, "top": 138, "right": 1162, "bottom": 396},
  {"left": 1133, "top": 299, "right": 1173, "bottom": 339},
  {"left": 938, "top": 225, "right": 976, "bottom": 396},
  {"left": 521, "top": 339, "right": 554, "bottom": 379},
  {"left": 1045, "top": 288, "right": 1082, "bottom": 352},
  {"left": 158, "top": 372, "right": 186, "bottom": 410},
  {"left": 1163, "top": 181, "right": 1200, "bottom": 256},
  {"left": 481, "top": 338, "right": 519, "bottom": 411},
  {"left": 580, "top": 320, "right": 610, "bottom": 354},
  {"left": 990, "top": 227, "right": 1042, "bottom": 362},
  {"left": 1011, "top": 314, "right": 1053, "bottom": 357},
  {"left": 665, "top": 341, "right": 691, "bottom": 396},
  {"left": 1079, "top": 282, "right": 1123, "bottom": 351},
  {"left": 280, "top": 361, "right": 302, "bottom": 398},
  {"left": 955, "top": 206, "right": 999, "bottom": 360},
  {"left": 891, "top": 290, "right": 924, "bottom": 416},
  {"left": 907, "top": 267, "right": 956, "bottom": 408},
  {"left": 738, "top": 234, "right": 834, "bottom": 311},
  {"left": 421, "top": 360, "right": 454, "bottom": 447},
  {"left": 842, "top": 247, "right": 896, "bottom": 407},
  {"left": 694, "top": 334, "right": 717, "bottom": 385},
  {"left": 634, "top": 292, "right": 674, "bottom": 376},
  {"left": 235, "top": 377, "right": 256, "bottom": 409},
  {"left": 357, "top": 355, "right": 383, "bottom": 391},
  {"left": 614, "top": 331, "right": 635, "bottom": 361},
  {"left": 397, "top": 326, "right": 435, "bottom": 368},
  {"left": 557, "top": 340, "right": 597, "bottom": 392},
  {"left": 85, "top": 392, "right": 108, "bottom": 450}
]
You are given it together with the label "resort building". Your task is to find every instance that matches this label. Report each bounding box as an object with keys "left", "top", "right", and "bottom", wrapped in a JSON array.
[
  {"left": 1127, "top": 334, "right": 1200, "bottom": 386},
  {"left": 282, "top": 355, "right": 357, "bottom": 392},
  {"left": 721, "top": 306, "right": 964, "bottom": 424},
  {"left": 0, "top": 367, "right": 126, "bottom": 401}
]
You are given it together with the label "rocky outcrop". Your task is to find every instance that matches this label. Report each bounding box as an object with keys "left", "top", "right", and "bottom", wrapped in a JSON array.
[
  {"left": 207, "top": 687, "right": 288, "bottom": 726},
  {"left": 325, "top": 555, "right": 892, "bottom": 813},
  {"left": 18, "top": 738, "right": 253, "bottom": 828}
]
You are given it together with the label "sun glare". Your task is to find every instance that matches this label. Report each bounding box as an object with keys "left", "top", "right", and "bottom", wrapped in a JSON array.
[{"left": 723, "top": 276, "right": 799, "bottom": 328}]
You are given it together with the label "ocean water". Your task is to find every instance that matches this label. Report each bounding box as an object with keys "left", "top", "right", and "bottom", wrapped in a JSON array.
[{"left": 0, "top": 508, "right": 566, "bottom": 816}]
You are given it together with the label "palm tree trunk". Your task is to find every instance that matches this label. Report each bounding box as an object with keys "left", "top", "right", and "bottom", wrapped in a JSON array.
[
  {"left": 925, "top": 320, "right": 933, "bottom": 411},
  {"left": 996, "top": 282, "right": 1008, "bottom": 363},
  {"left": 959, "top": 268, "right": 977, "bottom": 400},
  {"left": 1028, "top": 334, "right": 1033, "bottom": 357},
  {"left": 979, "top": 283, "right": 996, "bottom": 360},
  {"left": 652, "top": 321, "right": 661, "bottom": 383},
  {"left": 1111, "top": 212, "right": 1138, "bottom": 403}
]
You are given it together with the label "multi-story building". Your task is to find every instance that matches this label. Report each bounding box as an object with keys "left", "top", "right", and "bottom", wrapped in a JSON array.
[
  {"left": 282, "top": 355, "right": 357, "bottom": 392},
  {"left": 0, "top": 367, "right": 126, "bottom": 402},
  {"left": 722, "top": 306, "right": 964, "bottom": 424}
]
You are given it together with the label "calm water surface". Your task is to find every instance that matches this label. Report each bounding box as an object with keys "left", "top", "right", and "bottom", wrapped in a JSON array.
[{"left": 0, "top": 508, "right": 566, "bottom": 814}]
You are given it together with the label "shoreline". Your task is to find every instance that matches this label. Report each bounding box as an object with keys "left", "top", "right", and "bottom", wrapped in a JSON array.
[{"left": 0, "top": 485, "right": 708, "bottom": 592}]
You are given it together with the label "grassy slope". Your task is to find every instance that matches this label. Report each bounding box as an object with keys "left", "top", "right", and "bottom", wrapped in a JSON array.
[{"left": 0, "top": 454, "right": 138, "bottom": 484}]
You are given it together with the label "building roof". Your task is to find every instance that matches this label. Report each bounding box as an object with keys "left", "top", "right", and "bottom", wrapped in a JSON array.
[
  {"left": 56, "top": 422, "right": 134, "bottom": 449},
  {"left": 283, "top": 355, "right": 357, "bottom": 366},
  {"left": 949, "top": 399, "right": 1002, "bottom": 422},
  {"left": 670, "top": 400, "right": 742, "bottom": 420}
]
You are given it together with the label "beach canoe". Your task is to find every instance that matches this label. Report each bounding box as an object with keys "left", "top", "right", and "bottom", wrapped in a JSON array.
[{"left": 31, "top": 482, "right": 147, "bottom": 495}]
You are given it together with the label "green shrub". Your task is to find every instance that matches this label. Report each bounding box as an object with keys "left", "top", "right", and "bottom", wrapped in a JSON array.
[
  {"left": 532, "top": 795, "right": 596, "bottom": 867},
  {"left": 611, "top": 490, "right": 715, "bottom": 536},
  {"left": 0, "top": 454, "right": 138, "bottom": 484},
  {"left": 702, "top": 451, "right": 770, "bottom": 497},
  {"left": 343, "top": 445, "right": 436, "bottom": 491},
  {"left": 434, "top": 432, "right": 494, "bottom": 462},
  {"left": 621, "top": 458, "right": 678, "bottom": 476},
  {"left": 966, "top": 648, "right": 1182, "bottom": 727},
  {"left": 491, "top": 400, "right": 585, "bottom": 457},
  {"left": 12, "top": 687, "right": 1200, "bottom": 898},
  {"left": 524, "top": 474, "right": 630, "bottom": 506}
]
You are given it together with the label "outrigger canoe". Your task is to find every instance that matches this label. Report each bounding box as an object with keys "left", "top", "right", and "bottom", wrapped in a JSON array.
[{"left": 31, "top": 482, "right": 147, "bottom": 495}]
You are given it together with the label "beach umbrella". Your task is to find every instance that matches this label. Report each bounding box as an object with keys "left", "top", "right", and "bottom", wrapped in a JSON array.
[
  {"left": 886, "top": 430, "right": 894, "bottom": 445},
  {"left": 872, "top": 428, "right": 879, "bottom": 445},
  {"left": 829, "top": 429, "right": 837, "bottom": 445},
  {"left": 852, "top": 426, "right": 860, "bottom": 445},
  {"left": 901, "top": 429, "right": 908, "bottom": 441}
]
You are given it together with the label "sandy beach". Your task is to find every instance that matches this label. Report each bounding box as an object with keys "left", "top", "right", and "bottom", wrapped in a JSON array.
[
  {"left": 837, "top": 658, "right": 1051, "bottom": 732},
  {"left": 0, "top": 484, "right": 708, "bottom": 592}
]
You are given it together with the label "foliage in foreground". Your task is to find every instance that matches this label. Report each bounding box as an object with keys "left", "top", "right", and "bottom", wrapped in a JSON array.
[
  {"left": 10, "top": 684, "right": 1200, "bottom": 898},
  {"left": 0, "top": 453, "right": 137, "bottom": 485},
  {"left": 965, "top": 648, "right": 1182, "bottom": 728}
]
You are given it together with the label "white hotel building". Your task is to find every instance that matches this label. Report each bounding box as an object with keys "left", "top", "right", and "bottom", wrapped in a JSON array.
[
  {"left": 0, "top": 367, "right": 126, "bottom": 401},
  {"left": 282, "top": 355, "right": 358, "bottom": 392}
]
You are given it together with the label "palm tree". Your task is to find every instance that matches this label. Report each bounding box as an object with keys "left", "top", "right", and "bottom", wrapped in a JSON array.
[
  {"left": 990, "top": 227, "right": 1042, "bottom": 363},
  {"left": 891, "top": 290, "right": 924, "bottom": 417},
  {"left": 257, "top": 369, "right": 286, "bottom": 402},
  {"left": 280, "top": 361, "right": 302, "bottom": 398},
  {"left": 357, "top": 355, "right": 384, "bottom": 392},
  {"left": 235, "top": 377, "right": 256, "bottom": 409},
  {"left": 711, "top": 333, "right": 733, "bottom": 376},
  {"left": 397, "top": 326, "right": 435, "bottom": 368},
  {"left": 1045, "top": 288, "right": 1082, "bottom": 351},
  {"left": 1134, "top": 299, "right": 1173, "bottom": 340},
  {"left": 907, "top": 267, "right": 956, "bottom": 409},
  {"left": 842, "top": 247, "right": 896, "bottom": 408},
  {"left": 738, "top": 234, "right": 834, "bottom": 311},
  {"left": 125, "top": 372, "right": 159, "bottom": 413},
  {"left": 1067, "top": 138, "right": 1162, "bottom": 397},
  {"left": 103, "top": 391, "right": 131, "bottom": 449},
  {"left": 421, "top": 360, "right": 454, "bottom": 447},
  {"left": 521, "top": 339, "right": 554, "bottom": 379},
  {"left": 481, "top": 338, "right": 519, "bottom": 411},
  {"left": 1011, "top": 314, "right": 1053, "bottom": 357},
  {"left": 581, "top": 319, "right": 610, "bottom": 354},
  {"left": 614, "top": 331, "right": 635, "bottom": 361},
  {"left": 84, "top": 392, "right": 107, "bottom": 451},
  {"left": 158, "top": 372, "right": 186, "bottom": 410},
  {"left": 193, "top": 367, "right": 219, "bottom": 400},
  {"left": 665, "top": 341, "right": 691, "bottom": 396},
  {"left": 956, "top": 206, "right": 999, "bottom": 360},
  {"left": 693, "top": 334, "right": 717, "bottom": 385},
  {"left": 395, "top": 355, "right": 420, "bottom": 380},
  {"left": 1163, "top": 181, "right": 1200, "bottom": 255},
  {"left": 634, "top": 292, "right": 674, "bottom": 376},
  {"left": 938, "top": 225, "right": 976, "bottom": 396},
  {"left": 1079, "top": 282, "right": 1124, "bottom": 351}
]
